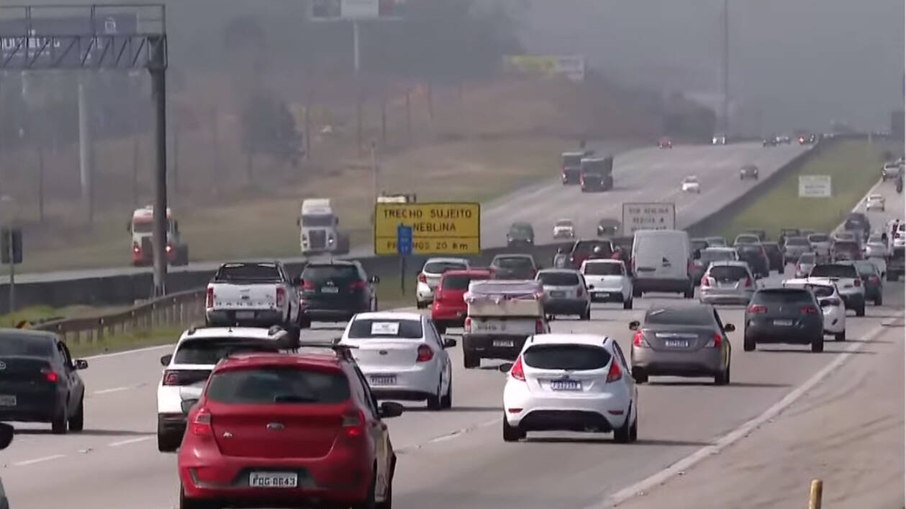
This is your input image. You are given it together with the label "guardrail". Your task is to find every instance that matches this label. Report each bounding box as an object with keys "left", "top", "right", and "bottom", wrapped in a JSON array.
[{"left": 31, "top": 289, "right": 204, "bottom": 347}]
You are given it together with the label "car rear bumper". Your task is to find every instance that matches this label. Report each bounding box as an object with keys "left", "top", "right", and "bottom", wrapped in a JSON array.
[
  {"left": 0, "top": 389, "right": 62, "bottom": 422},
  {"left": 503, "top": 389, "right": 628, "bottom": 431},
  {"left": 633, "top": 278, "right": 690, "bottom": 293},
  {"left": 700, "top": 289, "right": 753, "bottom": 305},
  {"left": 745, "top": 321, "right": 822, "bottom": 344},
  {"left": 838, "top": 292, "right": 865, "bottom": 310},
  {"left": 302, "top": 305, "right": 366, "bottom": 323},
  {"left": 206, "top": 309, "right": 284, "bottom": 327},
  {"left": 158, "top": 413, "right": 187, "bottom": 437},
  {"left": 543, "top": 299, "right": 587, "bottom": 315},
  {"left": 431, "top": 306, "right": 467, "bottom": 326},
  {"left": 359, "top": 366, "right": 437, "bottom": 400},
  {"left": 589, "top": 289, "right": 627, "bottom": 302},
  {"left": 463, "top": 334, "right": 529, "bottom": 361},
  {"left": 631, "top": 347, "right": 723, "bottom": 376}
]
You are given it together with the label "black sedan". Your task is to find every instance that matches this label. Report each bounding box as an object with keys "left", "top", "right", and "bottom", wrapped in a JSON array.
[
  {"left": 596, "top": 218, "right": 621, "bottom": 237},
  {"left": 761, "top": 242, "right": 784, "bottom": 273},
  {"left": 739, "top": 164, "right": 759, "bottom": 180},
  {"left": 0, "top": 329, "right": 88, "bottom": 433},
  {"left": 744, "top": 288, "right": 824, "bottom": 353},
  {"left": 848, "top": 260, "right": 884, "bottom": 306}
]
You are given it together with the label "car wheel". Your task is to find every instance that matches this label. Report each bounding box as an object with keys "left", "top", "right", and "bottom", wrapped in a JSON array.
[
  {"left": 502, "top": 415, "right": 525, "bottom": 442},
  {"left": 613, "top": 408, "right": 634, "bottom": 443},
  {"left": 158, "top": 428, "right": 181, "bottom": 453},
  {"left": 683, "top": 286, "right": 694, "bottom": 299},
  {"left": 628, "top": 411, "right": 638, "bottom": 442},
  {"left": 69, "top": 396, "right": 85, "bottom": 432},
  {"left": 714, "top": 364, "right": 730, "bottom": 386},
  {"left": 743, "top": 335, "right": 756, "bottom": 352},
  {"left": 426, "top": 381, "right": 443, "bottom": 411},
  {"left": 376, "top": 475, "right": 393, "bottom": 509},
  {"left": 835, "top": 329, "right": 846, "bottom": 342},
  {"left": 811, "top": 336, "right": 825, "bottom": 353},
  {"left": 875, "top": 295, "right": 883, "bottom": 306},
  {"left": 51, "top": 405, "right": 68, "bottom": 434},
  {"left": 623, "top": 298, "right": 633, "bottom": 310},
  {"left": 351, "top": 472, "right": 378, "bottom": 509},
  {"left": 416, "top": 301, "right": 426, "bottom": 310},
  {"left": 856, "top": 304, "right": 865, "bottom": 317},
  {"left": 581, "top": 306, "right": 591, "bottom": 321},
  {"left": 463, "top": 351, "right": 480, "bottom": 369},
  {"left": 440, "top": 376, "right": 453, "bottom": 409},
  {"left": 631, "top": 367, "right": 648, "bottom": 384},
  {"left": 632, "top": 287, "right": 642, "bottom": 298},
  {"left": 179, "top": 484, "right": 216, "bottom": 509},
  {"left": 299, "top": 314, "right": 312, "bottom": 329}
]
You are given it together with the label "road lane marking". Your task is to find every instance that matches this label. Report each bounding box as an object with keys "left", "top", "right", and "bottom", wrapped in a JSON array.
[
  {"left": 93, "top": 386, "right": 131, "bottom": 395},
  {"left": 14, "top": 454, "right": 66, "bottom": 466},
  {"left": 109, "top": 436, "right": 154, "bottom": 447},
  {"left": 586, "top": 315, "right": 900, "bottom": 509}
]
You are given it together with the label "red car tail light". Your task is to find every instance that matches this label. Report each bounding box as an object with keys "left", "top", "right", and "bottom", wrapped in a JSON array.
[
  {"left": 342, "top": 409, "right": 366, "bottom": 439},
  {"left": 463, "top": 317, "right": 472, "bottom": 333},
  {"left": 534, "top": 319, "right": 545, "bottom": 333},
  {"left": 162, "top": 369, "right": 181, "bottom": 386},
  {"left": 605, "top": 359, "right": 622, "bottom": 382},
  {"left": 276, "top": 287, "right": 286, "bottom": 308},
  {"left": 165, "top": 244, "right": 173, "bottom": 253},
  {"left": 41, "top": 368, "right": 59, "bottom": 383},
  {"left": 302, "top": 280, "right": 315, "bottom": 290},
  {"left": 743, "top": 277, "right": 753, "bottom": 288},
  {"left": 349, "top": 280, "right": 366, "bottom": 290},
  {"left": 800, "top": 305, "right": 819, "bottom": 315},
  {"left": 416, "top": 345, "right": 434, "bottom": 362},
  {"left": 701, "top": 277, "right": 711, "bottom": 287},
  {"left": 190, "top": 407, "right": 213, "bottom": 436},
  {"left": 853, "top": 278, "right": 861, "bottom": 287},
  {"left": 632, "top": 331, "right": 648, "bottom": 347},
  {"left": 869, "top": 275, "right": 880, "bottom": 284},
  {"left": 132, "top": 243, "right": 140, "bottom": 254},
  {"left": 706, "top": 332, "right": 722, "bottom": 348},
  {"left": 747, "top": 304, "right": 767, "bottom": 314},
  {"left": 205, "top": 287, "right": 214, "bottom": 308},
  {"left": 417, "top": 273, "right": 427, "bottom": 284},
  {"left": 510, "top": 356, "right": 526, "bottom": 381}
]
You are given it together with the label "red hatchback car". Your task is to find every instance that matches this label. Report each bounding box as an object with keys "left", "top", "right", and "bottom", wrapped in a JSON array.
[
  {"left": 177, "top": 347, "right": 403, "bottom": 509},
  {"left": 431, "top": 268, "right": 494, "bottom": 334}
]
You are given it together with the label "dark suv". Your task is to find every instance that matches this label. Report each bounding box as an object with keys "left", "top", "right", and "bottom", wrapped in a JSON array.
[
  {"left": 506, "top": 222, "right": 535, "bottom": 247},
  {"left": 299, "top": 261, "right": 379, "bottom": 324},
  {"left": 744, "top": 288, "right": 824, "bottom": 353}
]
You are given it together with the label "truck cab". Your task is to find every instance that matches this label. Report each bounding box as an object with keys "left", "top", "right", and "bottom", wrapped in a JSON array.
[
  {"left": 579, "top": 156, "right": 614, "bottom": 192},
  {"left": 128, "top": 206, "right": 189, "bottom": 267},
  {"left": 298, "top": 198, "right": 350, "bottom": 256}
]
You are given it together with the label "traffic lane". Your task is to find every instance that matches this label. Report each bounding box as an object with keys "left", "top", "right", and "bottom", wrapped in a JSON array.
[
  {"left": 613, "top": 320, "right": 904, "bottom": 509},
  {"left": 389, "top": 289, "right": 901, "bottom": 509}
]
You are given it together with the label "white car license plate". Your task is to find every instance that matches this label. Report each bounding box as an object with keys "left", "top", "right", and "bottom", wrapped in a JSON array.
[
  {"left": 550, "top": 291, "right": 565, "bottom": 298},
  {"left": 664, "top": 339, "right": 689, "bottom": 348},
  {"left": 474, "top": 322, "right": 503, "bottom": 332},
  {"left": 321, "top": 287, "right": 339, "bottom": 294},
  {"left": 774, "top": 319, "right": 793, "bottom": 326},
  {"left": 249, "top": 472, "right": 298, "bottom": 488},
  {"left": 235, "top": 311, "right": 256, "bottom": 320},
  {"left": 0, "top": 395, "right": 16, "bottom": 407},
  {"left": 370, "top": 375, "right": 396, "bottom": 386},
  {"left": 550, "top": 380, "right": 581, "bottom": 391},
  {"left": 492, "top": 340, "right": 514, "bottom": 348}
]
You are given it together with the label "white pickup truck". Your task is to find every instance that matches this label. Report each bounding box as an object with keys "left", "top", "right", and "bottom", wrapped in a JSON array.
[
  {"left": 205, "top": 261, "right": 305, "bottom": 332},
  {"left": 461, "top": 279, "right": 549, "bottom": 369}
]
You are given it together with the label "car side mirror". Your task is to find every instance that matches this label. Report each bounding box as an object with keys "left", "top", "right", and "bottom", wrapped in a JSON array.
[
  {"left": 723, "top": 323, "right": 736, "bottom": 333},
  {"left": 369, "top": 275, "right": 380, "bottom": 284},
  {"left": 74, "top": 359, "right": 89, "bottom": 370},
  {"left": 378, "top": 402, "right": 404, "bottom": 419},
  {"left": 629, "top": 320, "right": 640, "bottom": 331},
  {"left": 181, "top": 398, "right": 199, "bottom": 415},
  {"left": 0, "top": 423, "right": 13, "bottom": 450},
  {"left": 587, "top": 284, "right": 595, "bottom": 289},
  {"left": 498, "top": 362, "right": 514, "bottom": 373},
  {"left": 557, "top": 247, "right": 565, "bottom": 254},
  {"left": 442, "top": 337, "right": 457, "bottom": 349},
  {"left": 160, "top": 354, "right": 173, "bottom": 366}
]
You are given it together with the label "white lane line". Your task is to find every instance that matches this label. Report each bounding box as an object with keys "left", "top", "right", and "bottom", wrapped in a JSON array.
[
  {"left": 397, "top": 417, "right": 501, "bottom": 453},
  {"left": 586, "top": 315, "right": 901, "bottom": 509},
  {"left": 109, "top": 436, "right": 154, "bottom": 447},
  {"left": 93, "top": 386, "right": 131, "bottom": 395},
  {"left": 14, "top": 454, "right": 66, "bottom": 466}
]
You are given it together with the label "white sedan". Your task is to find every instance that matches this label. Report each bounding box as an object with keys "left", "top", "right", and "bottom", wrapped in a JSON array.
[
  {"left": 339, "top": 312, "right": 456, "bottom": 410},
  {"left": 782, "top": 279, "right": 846, "bottom": 341},
  {"left": 552, "top": 219, "right": 576, "bottom": 239},
  {"left": 501, "top": 333, "right": 638, "bottom": 443},
  {"left": 865, "top": 194, "right": 885, "bottom": 212},
  {"left": 681, "top": 176, "right": 701, "bottom": 193}
]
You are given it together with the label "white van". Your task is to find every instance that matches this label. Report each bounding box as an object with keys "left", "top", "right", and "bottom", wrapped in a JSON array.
[{"left": 630, "top": 229, "right": 694, "bottom": 298}]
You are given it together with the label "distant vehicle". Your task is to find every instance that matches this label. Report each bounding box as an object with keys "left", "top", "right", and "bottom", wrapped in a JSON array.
[
  {"left": 733, "top": 233, "right": 761, "bottom": 246},
  {"left": 844, "top": 260, "right": 884, "bottom": 306},
  {"left": 176, "top": 348, "right": 403, "bottom": 509},
  {"left": 700, "top": 261, "right": 756, "bottom": 306},
  {"left": 128, "top": 205, "right": 189, "bottom": 267},
  {"left": 831, "top": 240, "right": 862, "bottom": 262},
  {"left": 863, "top": 236, "right": 889, "bottom": 259},
  {"left": 739, "top": 164, "right": 759, "bottom": 180},
  {"left": 887, "top": 246, "right": 904, "bottom": 282},
  {"left": 561, "top": 151, "right": 591, "bottom": 185},
  {"left": 795, "top": 252, "right": 817, "bottom": 278},
  {"left": 658, "top": 137, "right": 673, "bottom": 149},
  {"left": 631, "top": 230, "right": 694, "bottom": 298},
  {"left": 629, "top": 304, "right": 734, "bottom": 385},
  {"left": 865, "top": 193, "right": 886, "bottom": 212},
  {"left": 431, "top": 268, "right": 494, "bottom": 334},
  {"left": 596, "top": 218, "right": 621, "bottom": 237},
  {"left": 339, "top": 312, "right": 455, "bottom": 410},
  {"left": 416, "top": 258, "right": 470, "bottom": 309},
  {"left": 552, "top": 219, "right": 576, "bottom": 239},
  {"left": 580, "top": 259, "right": 633, "bottom": 309},
  {"left": 782, "top": 236, "right": 812, "bottom": 265},
  {"left": 681, "top": 175, "right": 701, "bottom": 194},
  {"left": 798, "top": 133, "right": 818, "bottom": 145},
  {"left": 881, "top": 162, "right": 902, "bottom": 181},
  {"left": 298, "top": 198, "right": 349, "bottom": 256},
  {"left": 579, "top": 156, "right": 614, "bottom": 192},
  {"left": 535, "top": 269, "right": 591, "bottom": 320},
  {"left": 808, "top": 263, "right": 865, "bottom": 316},
  {"left": 778, "top": 228, "right": 800, "bottom": 246},
  {"left": 735, "top": 244, "right": 770, "bottom": 278},
  {"left": 807, "top": 233, "right": 832, "bottom": 259},
  {"left": 501, "top": 333, "right": 638, "bottom": 443},
  {"left": 490, "top": 253, "right": 539, "bottom": 280},
  {"left": 566, "top": 239, "right": 615, "bottom": 270},
  {"left": 712, "top": 134, "right": 727, "bottom": 145},
  {"left": 299, "top": 260, "right": 380, "bottom": 324},
  {"left": 761, "top": 242, "right": 784, "bottom": 273},
  {"left": 506, "top": 222, "right": 535, "bottom": 247},
  {"left": 205, "top": 262, "right": 304, "bottom": 332},
  {"left": 742, "top": 229, "right": 767, "bottom": 242},
  {"left": 690, "top": 238, "right": 710, "bottom": 254},
  {"left": 778, "top": 135, "right": 792, "bottom": 144},
  {"left": 843, "top": 213, "right": 871, "bottom": 242},
  {"left": 781, "top": 280, "right": 847, "bottom": 342},
  {"left": 156, "top": 326, "right": 297, "bottom": 452},
  {"left": 705, "top": 236, "right": 727, "bottom": 247},
  {"left": 744, "top": 287, "right": 825, "bottom": 353},
  {"left": 0, "top": 329, "right": 88, "bottom": 434},
  {"left": 762, "top": 136, "right": 779, "bottom": 147}
]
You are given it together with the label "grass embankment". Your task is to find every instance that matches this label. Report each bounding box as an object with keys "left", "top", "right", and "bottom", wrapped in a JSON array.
[
  {"left": 715, "top": 139, "right": 896, "bottom": 240},
  {"left": 0, "top": 304, "right": 124, "bottom": 328},
  {"left": 67, "top": 327, "right": 185, "bottom": 357}
]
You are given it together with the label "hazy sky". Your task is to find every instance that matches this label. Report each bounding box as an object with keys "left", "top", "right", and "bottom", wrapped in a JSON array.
[{"left": 517, "top": 0, "right": 904, "bottom": 133}]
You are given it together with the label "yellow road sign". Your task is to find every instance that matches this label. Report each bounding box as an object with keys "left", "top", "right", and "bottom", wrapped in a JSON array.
[{"left": 374, "top": 202, "right": 480, "bottom": 256}]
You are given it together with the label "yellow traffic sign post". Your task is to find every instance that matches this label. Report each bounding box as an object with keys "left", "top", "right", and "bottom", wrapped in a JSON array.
[{"left": 373, "top": 202, "right": 481, "bottom": 256}]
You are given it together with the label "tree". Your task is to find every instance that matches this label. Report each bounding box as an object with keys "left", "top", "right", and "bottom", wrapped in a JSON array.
[{"left": 240, "top": 91, "right": 303, "bottom": 167}]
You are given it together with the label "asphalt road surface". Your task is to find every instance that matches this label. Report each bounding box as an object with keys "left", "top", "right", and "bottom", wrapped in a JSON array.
[
  {"left": 4, "top": 180, "right": 900, "bottom": 509},
  {"left": 11, "top": 141, "right": 809, "bottom": 284}
]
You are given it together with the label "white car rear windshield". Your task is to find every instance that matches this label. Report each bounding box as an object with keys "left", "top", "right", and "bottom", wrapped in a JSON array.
[
  {"left": 785, "top": 237, "right": 809, "bottom": 246},
  {"left": 347, "top": 319, "right": 423, "bottom": 339},
  {"left": 808, "top": 234, "right": 829, "bottom": 242},
  {"left": 701, "top": 250, "right": 735, "bottom": 263},
  {"left": 206, "top": 367, "right": 350, "bottom": 404},
  {"left": 523, "top": 344, "right": 611, "bottom": 371},
  {"left": 810, "top": 265, "right": 857, "bottom": 278},
  {"left": 423, "top": 261, "right": 467, "bottom": 274},
  {"left": 215, "top": 263, "right": 280, "bottom": 282},
  {"left": 174, "top": 339, "right": 282, "bottom": 365},
  {"left": 537, "top": 272, "right": 580, "bottom": 286},
  {"left": 708, "top": 266, "right": 749, "bottom": 281},
  {"left": 583, "top": 262, "right": 623, "bottom": 276}
]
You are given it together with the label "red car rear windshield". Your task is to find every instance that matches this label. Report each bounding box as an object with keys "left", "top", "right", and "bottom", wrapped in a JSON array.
[
  {"left": 206, "top": 367, "right": 350, "bottom": 404},
  {"left": 442, "top": 273, "right": 488, "bottom": 290}
]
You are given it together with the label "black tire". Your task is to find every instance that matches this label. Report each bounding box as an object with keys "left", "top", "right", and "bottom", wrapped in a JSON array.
[
  {"left": 299, "top": 314, "right": 312, "bottom": 329},
  {"left": 502, "top": 416, "right": 525, "bottom": 442},
  {"left": 376, "top": 474, "right": 393, "bottom": 509},
  {"left": 440, "top": 377, "right": 452, "bottom": 409},
  {"left": 623, "top": 298, "right": 633, "bottom": 310},
  {"left": 69, "top": 396, "right": 84, "bottom": 432},
  {"left": 631, "top": 367, "right": 648, "bottom": 384},
  {"left": 51, "top": 405, "right": 68, "bottom": 434},
  {"left": 180, "top": 246, "right": 190, "bottom": 265},
  {"left": 743, "top": 335, "right": 756, "bottom": 352},
  {"left": 714, "top": 364, "right": 730, "bottom": 386},
  {"left": 158, "top": 432, "right": 181, "bottom": 453},
  {"left": 683, "top": 286, "right": 694, "bottom": 299},
  {"left": 811, "top": 336, "right": 824, "bottom": 353},
  {"left": 632, "top": 287, "right": 642, "bottom": 298},
  {"left": 416, "top": 301, "right": 427, "bottom": 310},
  {"left": 875, "top": 295, "right": 883, "bottom": 306},
  {"left": 426, "top": 381, "right": 442, "bottom": 411},
  {"left": 835, "top": 329, "right": 846, "bottom": 342},
  {"left": 856, "top": 304, "right": 865, "bottom": 317},
  {"left": 613, "top": 408, "right": 634, "bottom": 443},
  {"left": 463, "top": 351, "right": 480, "bottom": 369},
  {"left": 580, "top": 307, "right": 591, "bottom": 321},
  {"left": 352, "top": 471, "right": 378, "bottom": 509}
]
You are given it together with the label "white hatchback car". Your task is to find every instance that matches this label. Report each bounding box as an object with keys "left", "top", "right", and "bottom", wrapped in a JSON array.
[
  {"left": 500, "top": 333, "right": 638, "bottom": 443},
  {"left": 552, "top": 219, "right": 576, "bottom": 239},
  {"left": 156, "top": 326, "right": 296, "bottom": 452},
  {"left": 782, "top": 279, "right": 847, "bottom": 341},
  {"left": 416, "top": 257, "right": 470, "bottom": 309},
  {"left": 579, "top": 259, "right": 633, "bottom": 309},
  {"left": 339, "top": 312, "right": 456, "bottom": 410},
  {"left": 865, "top": 194, "right": 886, "bottom": 212},
  {"left": 681, "top": 176, "right": 701, "bottom": 193}
]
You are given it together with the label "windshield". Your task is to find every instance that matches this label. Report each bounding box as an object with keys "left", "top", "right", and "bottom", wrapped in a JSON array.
[
  {"left": 701, "top": 249, "right": 735, "bottom": 263},
  {"left": 346, "top": 319, "right": 423, "bottom": 339},
  {"left": 132, "top": 219, "right": 173, "bottom": 234},
  {"left": 785, "top": 237, "right": 809, "bottom": 246},
  {"left": 215, "top": 263, "right": 280, "bottom": 282},
  {"left": 302, "top": 264, "right": 359, "bottom": 282},
  {"left": 706, "top": 237, "right": 726, "bottom": 246},
  {"left": 798, "top": 253, "right": 816, "bottom": 263},
  {"left": 573, "top": 241, "right": 613, "bottom": 257},
  {"left": 644, "top": 307, "right": 713, "bottom": 326},
  {"left": 0, "top": 333, "right": 53, "bottom": 357},
  {"left": 691, "top": 240, "right": 709, "bottom": 251},
  {"left": 442, "top": 273, "right": 487, "bottom": 290},
  {"left": 581, "top": 160, "right": 608, "bottom": 174},
  {"left": 562, "top": 154, "right": 582, "bottom": 166},
  {"left": 810, "top": 264, "right": 857, "bottom": 278},
  {"left": 753, "top": 289, "right": 813, "bottom": 304},
  {"left": 301, "top": 214, "right": 335, "bottom": 227},
  {"left": 583, "top": 262, "right": 623, "bottom": 275},
  {"left": 707, "top": 265, "right": 749, "bottom": 281},
  {"left": 852, "top": 261, "right": 877, "bottom": 276},
  {"left": 684, "top": 177, "right": 698, "bottom": 183},
  {"left": 806, "top": 285, "right": 834, "bottom": 298},
  {"left": 555, "top": 220, "right": 573, "bottom": 227},
  {"left": 206, "top": 367, "right": 349, "bottom": 404},
  {"left": 735, "top": 235, "right": 759, "bottom": 244},
  {"left": 509, "top": 225, "right": 533, "bottom": 237},
  {"left": 423, "top": 261, "right": 467, "bottom": 274},
  {"left": 523, "top": 344, "right": 611, "bottom": 371},
  {"left": 494, "top": 257, "right": 534, "bottom": 270},
  {"left": 174, "top": 339, "right": 282, "bottom": 365},
  {"left": 537, "top": 272, "right": 580, "bottom": 286},
  {"left": 808, "top": 234, "right": 829, "bottom": 242},
  {"left": 834, "top": 241, "right": 859, "bottom": 251},
  {"left": 844, "top": 218, "right": 867, "bottom": 230}
]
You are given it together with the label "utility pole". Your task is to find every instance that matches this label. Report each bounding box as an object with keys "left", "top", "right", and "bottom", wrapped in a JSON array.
[
  {"left": 149, "top": 34, "right": 169, "bottom": 297},
  {"left": 721, "top": 0, "right": 730, "bottom": 134}
]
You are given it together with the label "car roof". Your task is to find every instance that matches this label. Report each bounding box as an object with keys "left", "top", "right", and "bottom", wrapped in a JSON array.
[
  {"left": 178, "top": 326, "right": 286, "bottom": 341},
  {"left": 442, "top": 268, "right": 493, "bottom": 277},
  {"left": 684, "top": 175, "right": 698, "bottom": 180},
  {"left": 707, "top": 260, "right": 749, "bottom": 268},
  {"left": 494, "top": 253, "right": 533, "bottom": 259},
  {"left": 704, "top": 246, "right": 735, "bottom": 251},
  {"left": 307, "top": 260, "right": 357, "bottom": 267},
  {"left": 423, "top": 257, "right": 469, "bottom": 264},
  {"left": 352, "top": 311, "right": 423, "bottom": 322},
  {"left": 527, "top": 333, "right": 610, "bottom": 348},
  {"left": 583, "top": 258, "right": 622, "bottom": 264},
  {"left": 556, "top": 219, "right": 574, "bottom": 224},
  {"left": 214, "top": 352, "right": 346, "bottom": 372}
]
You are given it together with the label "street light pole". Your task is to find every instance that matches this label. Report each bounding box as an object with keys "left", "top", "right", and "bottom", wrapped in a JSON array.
[{"left": 721, "top": 0, "right": 730, "bottom": 134}]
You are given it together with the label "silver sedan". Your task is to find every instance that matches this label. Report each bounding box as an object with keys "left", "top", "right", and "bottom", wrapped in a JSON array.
[{"left": 535, "top": 269, "right": 591, "bottom": 320}]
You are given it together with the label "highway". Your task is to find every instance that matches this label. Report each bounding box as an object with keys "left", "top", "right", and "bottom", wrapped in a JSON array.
[
  {"left": 9, "top": 141, "right": 809, "bottom": 285},
  {"left": 4, "top": 179, "right": 901, "bottom": 509}
]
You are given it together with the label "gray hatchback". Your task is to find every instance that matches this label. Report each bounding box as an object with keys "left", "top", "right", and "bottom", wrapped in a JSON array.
[{"left": 535, "top": 269, "right": 591, "bottom": 320}]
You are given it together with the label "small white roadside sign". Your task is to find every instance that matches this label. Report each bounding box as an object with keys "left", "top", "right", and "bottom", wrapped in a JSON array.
[
  {"left": 622, "top": 202, "right": 676, "bottom": 236},
  {"left": 341, "top": 0, "right": 379, "bottom": 19},
  {"left": 799, "top": 175, "right": 832, "bottom": 198}
]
